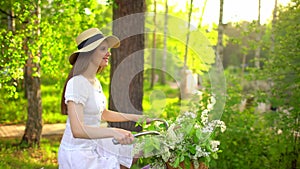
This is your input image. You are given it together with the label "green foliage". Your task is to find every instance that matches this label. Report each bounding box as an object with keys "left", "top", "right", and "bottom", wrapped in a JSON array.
[
  {"left": 134, "top": 91, "right": 226, "bottom": 169},
  {"left": 0, "top": 83, "right": 66, "bottom": 125},
  {"left": 0, "top": 0, "right": 113, "bottom": 99},
  {"left": 0, "top": 137, "right": 60, "bottom": 168},
  {"left": 213, "top": 67, "right": 299, "bottom": 169},
  {"left": 0, "top": 0, "right": 299, "bottom": 168}
]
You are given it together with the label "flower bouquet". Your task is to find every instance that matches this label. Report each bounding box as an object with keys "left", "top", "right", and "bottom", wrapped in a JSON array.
[{"left": 134, "top": 93, "right": 226, "bottom": 169}]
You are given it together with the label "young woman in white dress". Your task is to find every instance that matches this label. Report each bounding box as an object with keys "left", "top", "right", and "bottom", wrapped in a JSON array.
[{"left": 58, "top": 28, "right": 149, "bottom": 169}]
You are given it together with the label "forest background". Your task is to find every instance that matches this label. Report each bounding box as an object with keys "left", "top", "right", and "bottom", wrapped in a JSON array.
[{"left": 0, "top": 0, "right": 299, "bottom": 168}]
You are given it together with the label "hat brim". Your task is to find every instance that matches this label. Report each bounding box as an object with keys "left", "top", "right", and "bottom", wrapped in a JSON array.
[{"left": 69, "top": 35, "right": 120, "bottom": 65}]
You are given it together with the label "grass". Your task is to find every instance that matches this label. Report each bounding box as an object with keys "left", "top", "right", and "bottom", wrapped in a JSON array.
[
  {"left": 143, "top": 80, "right": 180, "bottom": 118},
  {"left": 0, "top": 136, "right": 156, "bottom": 169},
  {"left": 0, "top": 83, "right": 67, "bottom": 125},
  {"left": 0, "top": 76, "right": 181, "bottom": 125},
  {"left": 0, "top": 136, "right": 60, "bottom": 169}
]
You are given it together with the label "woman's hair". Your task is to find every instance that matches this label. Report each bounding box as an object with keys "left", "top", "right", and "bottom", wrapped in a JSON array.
[
  {"left": 60, "top": 50, "right": 95, "bottom": 115},
  {"left": 73, "top": 51, "right": 94, "bottom": 76},
  {"left": 61, "top": 40, "right": 109, "bottom": 115}
]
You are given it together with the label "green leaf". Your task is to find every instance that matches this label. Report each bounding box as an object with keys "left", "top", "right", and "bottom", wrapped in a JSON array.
[{"left": 184, "top": 157, "right": 191, "bottom": 169}]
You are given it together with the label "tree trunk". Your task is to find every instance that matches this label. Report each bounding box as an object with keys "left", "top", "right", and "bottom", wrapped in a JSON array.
[
  {"left": 109, "top": 0, "right": 145, "bottom": 132},
  {"left": 7, "top": 10, "right": 15, "bottom": 32},
  {"left": 198, "top": 0, "right": 208, "bottom": 29},
  {"left": 271, "top": 0, "right": 277, "bottom": 52},
  {"left": 183, "top": 0, "right": 193, "bottom": 68},
  {"left": 241, "top": 53, "right": 247, "bottom": 84},
  {"left": 21, "top": 0, "right": 42, "bottom": 147},
  {"left": 161, "top": 0, "right": 168, "bottom": 85},
  {"left": 217, "top": 0, "right": 224, "bottom": 62},
  {"left": 150, "top": 0, "right": 157, "bottom": 89},
  {"left": 254, "top": 0, "right": 262, "bottom": 69},
  {"left": 180, "top": 0, "right": 193, "bottom": 100}
]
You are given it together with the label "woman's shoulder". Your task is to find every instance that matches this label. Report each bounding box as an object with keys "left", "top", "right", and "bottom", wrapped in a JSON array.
[
  {"left": 69, "top": 75, "right": 86, "bottom": 82},
  {"left": 67, "top": 75, "right": 88, "bottom": 87}
]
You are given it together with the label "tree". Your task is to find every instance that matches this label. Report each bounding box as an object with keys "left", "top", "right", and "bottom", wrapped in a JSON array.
[
  {"left": 179, "top": 0, "right": 194, "bottom": 100},
  {"left": 109, "top": 0, "right": 145, "bottom": 132},
  {"left": 217, "top": 0, "right": 224, "bottom": 62},
  {"left": 161, "top": 0, "right": 168, "bottom": 85},
  {"left": 254, "top": 0, "right": 262, "bottom": 69},
  {"left": 262, "top": 1, "right": 300, "bottom": 167},
  {"left": 0, "top": 0, "right": 110, "bottom": 146},
  {"left": 198, "top": 0, "right": 208, "bottom": 29},
  {"left": 20, "top": 0, "right": 43, "bottom": 147},
  {"left": 150, "top": 0, "right": 157, "bottom": 89},
  {"left": 270, "top": 0, "right": 278, "bottom": 52},
  {"left": 183, "top": 0, "right": 193, "bottom": 69},
  {"left": 0, "top": 0, "right": 44, "bottom": 147}
]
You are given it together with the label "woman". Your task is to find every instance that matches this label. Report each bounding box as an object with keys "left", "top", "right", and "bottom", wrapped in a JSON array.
[{"left": 58, "top": 28, "right": 148, "bottom": 169}]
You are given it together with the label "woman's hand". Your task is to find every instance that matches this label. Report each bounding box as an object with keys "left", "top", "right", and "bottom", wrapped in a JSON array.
[
  {"left": 145, "top": 117, "right": 154, "bottom": 124},
  {"left": 112, "top": 128, "right": 134, "bottom": 145}
]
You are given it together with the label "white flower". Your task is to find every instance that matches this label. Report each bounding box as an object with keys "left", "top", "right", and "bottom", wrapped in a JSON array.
[
  {"left": 194, "top": 146, "right": 210, "bottom": 158},
  {"left": 210, "top": 140, "right": 220, "bottom": 152},
  {"left": 176, "top": 116, "right": 184, "bottom": 123},
  {"left": 207, "top": 103, "right": 213, "bottom": 111},
  {"left": 212, "top": 120, "right": 226, "bottom": 132},
  {"left": 194, "top": 123, "right": 201, "bottom": 129},
  {"left": 161, "top": 147, "right": 171, "bottom": 162},
  {"left": 201, "top": 109, "right": 209, "bottom": 125},
  {"left": 183, "top": 111, "right": 196, "bottom": 118},
  {"left": 210, "top": 95, "right": 216, "bottom": 106},
  {"left": 202, "top": 124, "right": 214, "bottom": 133}
]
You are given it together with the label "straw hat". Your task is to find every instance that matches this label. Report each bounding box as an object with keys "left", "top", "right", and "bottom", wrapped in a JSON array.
[{"left": 69, "top": 28, "right": 120, "bottom": 65}]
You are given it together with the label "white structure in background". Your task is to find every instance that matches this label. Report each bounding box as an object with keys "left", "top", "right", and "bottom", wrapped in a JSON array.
[{"left": 180, "top": 68, "right": 198, "bottom": 99}]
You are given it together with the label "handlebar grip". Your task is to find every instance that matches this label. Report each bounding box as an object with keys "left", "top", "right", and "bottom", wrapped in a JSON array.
[{"left": 112, "top": 138, "right": 119, "bottom": 145}]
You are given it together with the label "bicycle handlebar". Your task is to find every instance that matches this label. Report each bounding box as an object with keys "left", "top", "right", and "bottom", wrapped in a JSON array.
[{"left": 112, "top": 118, "right": 168, "bottom": 145}]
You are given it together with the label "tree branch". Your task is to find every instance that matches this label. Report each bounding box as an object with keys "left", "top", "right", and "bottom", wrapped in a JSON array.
[{"left": 0, "top": 8, "right": 17, "bottom": 18}]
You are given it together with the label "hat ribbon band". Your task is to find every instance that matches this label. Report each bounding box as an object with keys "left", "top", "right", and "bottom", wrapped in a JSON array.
[{"left": 77, "top": 33, "right": 104, "bottom": 50}]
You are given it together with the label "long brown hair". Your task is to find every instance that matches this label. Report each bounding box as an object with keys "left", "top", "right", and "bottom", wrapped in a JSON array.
[
  {"left": 61, "top": 50, "right": 96, "bottom": 115},
  {"left": 61, "top": 66, "right": 75, "bottom": 115}
]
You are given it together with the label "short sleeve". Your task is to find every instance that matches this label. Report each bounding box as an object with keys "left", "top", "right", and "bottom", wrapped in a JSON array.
[{"left": 65, "top": 76, "right": 89, "bottom": 106}]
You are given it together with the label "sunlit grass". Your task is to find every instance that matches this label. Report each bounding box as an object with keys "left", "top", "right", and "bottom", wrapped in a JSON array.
[
  {"left": 0, "top": 137, "right": 60, "bottom": 169},
  {"left": 0, "top": 76, "right": 182, "bottom": 125}
]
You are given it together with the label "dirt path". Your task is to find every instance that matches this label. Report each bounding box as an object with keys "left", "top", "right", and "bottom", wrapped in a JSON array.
[{"left": 0, "top": 123, "right": 66, "bottom": 138}]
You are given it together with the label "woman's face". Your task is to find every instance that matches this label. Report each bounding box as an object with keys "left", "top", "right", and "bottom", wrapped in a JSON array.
[{"left": 91, "top": 40, "right": 111, "bottom": 68}]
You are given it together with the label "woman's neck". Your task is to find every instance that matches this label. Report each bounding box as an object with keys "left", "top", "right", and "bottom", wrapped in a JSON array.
[
  {"left": 82, "top": 62, "right": 98, "bottom": 80},
  {"left": 82, "top": 72, "right": 96, "bottom": 80}
]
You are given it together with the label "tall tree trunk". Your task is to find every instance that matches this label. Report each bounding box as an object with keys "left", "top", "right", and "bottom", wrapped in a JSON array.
[
  {"left": 7, "top": 10, "right": 15, "bottom": 32},
  {"left": 197, "top": 0, "right": 208, "bottom": 87},
  {"left": 254, "top": 0, "right": 262, "bottom": 68},
  {"left": 150, "top": 0, "right": 157, "bottom": 89},
  {"left": 198, "top": 0, "right": 208, "bottom": 29},
  {"left": 161, "top": 0, "right": 168, "bottom": 85},
  {"left": 21, "top": 0, "right": 42, "bottom": 147},
  {"left": 183, "top": 0, "right": 193, "bottom": 68},
  {"left": 180, "top": 0, "right": 193, "bottom": 100},
  {"left": 109, "top": 0, "right": 145, "bottom": 132},
  {"left": 217, "top": 0, "right": 224, "bottom": 62},
  {"left": 271, "top": 0, "right": 277, "bottom": 52},
  {"left": 241, "top": 53, "right": 247, "bottom": 84}
]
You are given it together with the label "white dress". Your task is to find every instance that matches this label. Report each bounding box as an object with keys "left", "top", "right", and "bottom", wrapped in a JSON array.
[{"left": 58, "top": 75, "right": 133, "bottom": 169}]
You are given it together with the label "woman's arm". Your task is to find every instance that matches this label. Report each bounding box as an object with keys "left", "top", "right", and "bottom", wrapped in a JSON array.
[
  {"left": 67, "top": 101, "right": 134, "bottom": 144},
  {"left": 102, "top": 109, "right": 149, "bottom": 123}
]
